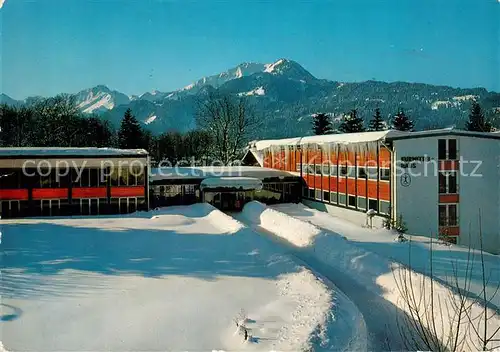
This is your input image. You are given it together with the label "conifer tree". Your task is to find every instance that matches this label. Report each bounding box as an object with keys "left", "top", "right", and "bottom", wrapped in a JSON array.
[
  {"left": 392, "top": 109, "right": 414, "bottom": 131},
  {"left": 465, "top": 101, "right": 492, "bottom": 132},
  {"left": 118, "top": 108, "right": 144, "bottom": 149},
  {"left": 368, "top": 107, "right": 386, "bottom": 131},
  {"left": 312, "top": 113, "right": 333, "bottom": 135},
  {"left": 338, "top": 109, "right": 365, "bottom": 133}
]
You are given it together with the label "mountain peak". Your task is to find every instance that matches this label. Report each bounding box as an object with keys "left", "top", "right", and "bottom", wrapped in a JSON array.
[{"left": 263, "top": 58, "right": 316, "bottom": 81}]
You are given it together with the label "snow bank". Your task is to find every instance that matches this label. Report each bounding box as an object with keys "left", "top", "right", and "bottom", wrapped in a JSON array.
[
  {"left": 256, "top": 203, "right": 500, "bottom": 350},
  {"left": 241, "top": 201, "right": 321, "bottom": 247}
]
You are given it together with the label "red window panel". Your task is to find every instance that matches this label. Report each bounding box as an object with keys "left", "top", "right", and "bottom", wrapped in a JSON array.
[
  {"left": 337, "top": 178, "right": 347, "bottom": 194},
  {"left": 439, "top": 194, "right": 460, "bottom": 203},
  {"left": 72, "top": 187, "right": 107, "bottom": 199},
  {"left": 346, "top": 178, "right": 357, "bottom": 195},
  {"left": 439, "top": 160, "right": 459, "bottom": 171},
  {"left": 111, "top": 186, "right": 145, "bottom": 198},
  {"left": 0, "top": 189, "right": 29, "bottom": 200},
  {"left": 379, "top": 147, "right": 391, "bottom": 168},
  {"left": 356, "top": 179, "right": 367, "bottom": 197},
  {"left": 439, "top": 226, "right": 460, "bottom": 236},
  {"left": 329, "top": 176, "right": 338, "bottom": 192},
  {"left": 32, "top": 188, "right": 68, "bottom": 200},
  {"left": 367, "top": 180, "right": 379, "bottom": 199},
  {"left": 379, "top": 183, "right": 391, "bottom": 201}
]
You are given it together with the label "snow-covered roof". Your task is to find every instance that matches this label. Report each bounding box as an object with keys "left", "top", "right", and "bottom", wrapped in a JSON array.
[
  {"left": 0, "top": 147, "right": 148, "bottom": 158},
  {"left": 252, "top": 130, "right": 407, "bottom": 151},
  {"left": 200, "top": 177, "right": 263, "bottom": 191},
  {"left": 150, "top": 166, "right": 297, "bottom": 182},
  {"left": 251, "top": 128, "right": 500, "bottom": 151},
  {"left": 387, "top": 128, "right": 500, "bottom": 141}
]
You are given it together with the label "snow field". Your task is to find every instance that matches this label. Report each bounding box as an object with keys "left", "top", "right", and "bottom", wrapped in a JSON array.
[
  {"left": 1, "top": 203, "right": 350, "bottom": 351},
  {"left": 240, "top": 201, "right": 500, "bottom": 350}
]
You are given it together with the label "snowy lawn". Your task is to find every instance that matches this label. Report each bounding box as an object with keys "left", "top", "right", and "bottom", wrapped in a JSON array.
[
  {"left": 272, "top": 203, "right": 500, "bottom": 311},
  {"left": 1, "top": 204, "right": 362, "bottom": 351}
]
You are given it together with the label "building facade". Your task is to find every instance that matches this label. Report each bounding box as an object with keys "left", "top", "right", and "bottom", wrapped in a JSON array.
[
  {"left": 0, "top": 148, "right": 149, "bottom": 218},
  {"left": 150, "top": 166, "right": 301, "bottom": 211},
  {"left": 247, "top": 129, "right": 500, "bottom": 254}
]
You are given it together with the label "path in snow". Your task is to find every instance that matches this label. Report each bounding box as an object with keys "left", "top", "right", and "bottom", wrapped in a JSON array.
[
  {"left": 232, "top": 213, "right": 409, "bottom": 351},
  {"left": 272, "top": 203, "right": 500, "bottom": 313}
]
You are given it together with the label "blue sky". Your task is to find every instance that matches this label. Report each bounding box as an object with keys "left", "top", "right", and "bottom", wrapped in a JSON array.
[{"left": 2, "top": 0, "right": 499, "bottom": 99}]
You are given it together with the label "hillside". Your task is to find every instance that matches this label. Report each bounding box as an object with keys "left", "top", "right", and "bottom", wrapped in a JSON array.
[{"left": 2, "top": 58, "right": 499, "bottom": 139}]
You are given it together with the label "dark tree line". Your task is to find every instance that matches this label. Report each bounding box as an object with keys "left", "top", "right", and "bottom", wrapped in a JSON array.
[
  {"left": 312, "top": 106, "right": 415, "bottom": 135},
  {"left": 1, "top": 92, "right": 256, "bottom": 166},
  {"left": 0, "top": 95, "right": 115, "bottom": 148},
  {"left": 312, "top": 101, "right": 497, "bottom": 135}
]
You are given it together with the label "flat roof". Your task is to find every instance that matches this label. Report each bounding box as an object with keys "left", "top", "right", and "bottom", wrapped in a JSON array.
[
  {"left": 387, "top": 128, "right": 500, "bottom": 141},
  {"left": 250, "top": 128, "right": 500, "bottom": 150},
  {"left": 251, "top": 130, "right": 406, "bottom": 150},
  {"left": 0, "top": 147, "right": 148, "bottom": 158},
  {"left": 150, "top": 166, "right": 298, "bottom": 182}
]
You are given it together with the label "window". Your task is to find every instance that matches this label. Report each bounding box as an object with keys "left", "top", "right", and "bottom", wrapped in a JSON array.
[
  {"left": 315, "top": 165, "right": 322, "bottom": 175},
  {"left": 448, "top": 204, "right": 458, "bottom": 226},
  {"left": 439, "top": 172, "right": 458, "bottom": 194},
  {"left": 315, "top": 189, "right": 322, "bottom": 200},
  {"left": 340, "top": 166, "right": 348, "bottom": 177},
  {"left": 448, "top": 139, "right": 457, "bottom": 160},
  {"left": 339, "top": 193, "right": 347, "bottom": 206},
  {"left": 330, "top": 165, "right": 337, "bottom": 176},
  {"left": 439, "top": 204, "right": 458, "bottom": 226},
  {"left": 357, "top": 197, "right": 367, "bottom": 210},
  {"left": 380, "top": 168, "right": 390, "bottom": 181},
  {"left": 358, "top": 167, "right": 367, "bottom": 179},
  {"left": 380, "top": 201, "right": 391, "bottom": 215},
  {"left": 439, "top": 205, "right": 447, "bottom": 226},
  {"left": 347, "top": 167, "right": 356, "bottom": 178},
  {"left": 323, "top": 191, "right": 330, "bottom": 202},
  {"left": 448, "top": 173, "right": 457, "bottom": 193},
  {"left": 367, "top": 167, "right": 378, "bottom": 180},
  {"left": 296, "top": 163, "right": 301, "bottom": 172},
  {"left": 438, "top": 139, "right": 458, "bottom": 160},
  {"left": 348, "top": 195, "right": 356, "bottom": 207},
  {"left": 368, "top": 199, "right": 378, "bottom": 212},
  {"left": 330, "top": 192, "right": 338, "bottom": 203},
  {"left": 322, "top": 163, "right": 330, "bottom": 176},
  {"left": 438, "top": 139, "right": 447, "bottom": 160},
  {"left": 309, "top": 188, "right": 315, "bottom": 198}
]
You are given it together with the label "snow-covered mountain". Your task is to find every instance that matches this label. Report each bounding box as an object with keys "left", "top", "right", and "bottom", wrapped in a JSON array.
[
  {"left": 2, "top": 58, "right": 499, "bottom": 137},
  {"left": 74, "top": 85, "right": 131, "bottom": 114},
  {"left": 180, "top": 59, "right": 316, "bottom": 94},
  {"left": 0, "top": 93, "right": 21, "bottom": 106}
]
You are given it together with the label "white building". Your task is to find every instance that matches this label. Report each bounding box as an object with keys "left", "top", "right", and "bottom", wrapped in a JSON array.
[{"left": 246, "top": 129, "right": 500, "bottom": 254}]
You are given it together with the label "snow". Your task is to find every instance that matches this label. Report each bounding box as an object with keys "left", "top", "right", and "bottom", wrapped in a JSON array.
[
  {"left": 272, "top": 203, "right": 500, "bottom": 309},
  {"left": 150, "top": 166, "right": 295, "bottom": 182},
  {"left": 253, "top": 130, "right": 406, "bottom": 151},
  {"left": 200, "top": 177, "right": 263, "bottom": 191},
  {"left": 264, "top": 59, "right": 285, "bottom": 73},
  {"left": 239, "top": 201, "right": 500, "bottom": 350},
  {"left": 1, "top": 203, "right": 358, "bottom": 351},
  {"left": 238, "top": 87, "right": 265, "bottom": 97},
  {"left": 77, "top": 92, "right": 115, "bottom": 113},
  {"left": 144, "top": 115, "right": 157, "bottom": 124},
  {"left": 182, "top": 83, "right": 195, "bottom": 91},
  {"left": 252, "top": 129, "right": 500, "bottom": 152},
  {"left": 241, "top": 201, "right": 320, "bottom": 247},
  {"left": 0, "top": 147, "right": 148, "bottom": 157}
]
